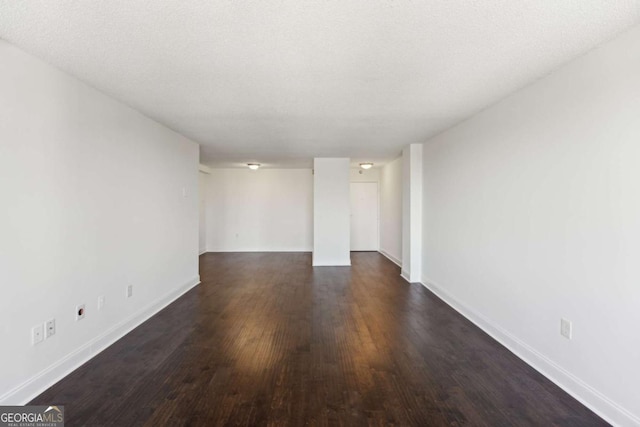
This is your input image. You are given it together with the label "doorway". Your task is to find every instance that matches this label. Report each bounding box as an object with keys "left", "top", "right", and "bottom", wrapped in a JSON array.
[{"left": 350, "top": 182, "right": 379, "bottom": 251}]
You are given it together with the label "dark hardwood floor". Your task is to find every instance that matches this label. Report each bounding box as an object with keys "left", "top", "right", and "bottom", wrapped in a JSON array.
[{"left": 32, "top": 252, "right": 607, "bottom": 426}]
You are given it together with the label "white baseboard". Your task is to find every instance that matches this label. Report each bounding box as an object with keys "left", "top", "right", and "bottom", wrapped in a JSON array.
[
  {"left": 207, "top": 248, "right": 313, "bottom": 253},
  {"left": 0, "top": 276, "right": 201, "bottom": 406},
  {"left": 312, "top": 261, "right": 352, "bottom": 266},
  {"left": 379, "top": 249, "right": 402, "bottom": 267},
  {"left": 312, "top": 254, "right": 352, "bottom": 266},
  {"left": 420, "top": 276, "right": 639, "bottom": 427},
  {"left": 401, "top": 270, "right": 421, "bottom": 283}
]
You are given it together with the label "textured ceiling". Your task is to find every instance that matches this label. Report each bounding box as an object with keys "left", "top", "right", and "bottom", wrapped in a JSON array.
[{"left": 1, "top": 1, "right": 639, "bottom": 168}]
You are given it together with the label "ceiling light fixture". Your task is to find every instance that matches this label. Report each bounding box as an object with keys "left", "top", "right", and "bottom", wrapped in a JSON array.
[
  {"left": 359, "top": 163, "right": 373, "bottom": 170},
  {"left": 247, "top": 163, "right": 260, "bottom": 170}
]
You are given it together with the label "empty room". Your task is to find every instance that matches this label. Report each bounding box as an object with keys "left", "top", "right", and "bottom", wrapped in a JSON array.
[{"left": 1, "top": 2, "right": 639, "bottom": 426}]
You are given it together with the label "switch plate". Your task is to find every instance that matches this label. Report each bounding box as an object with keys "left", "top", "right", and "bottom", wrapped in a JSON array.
[
  {"left": 32, "top": 324, "right": 44, "bottom": 345},
  {"left": 45, "top": 319, "right": 55, "bottom": 339},
  {"left": 126, "top": 285, "right": 133, "bottom": 298},
  {"left": 560, "top": 318, "right": 572, "bottom": 339},
  {"left": 98, "top": 295, "right": 105, "bottom": 310}
]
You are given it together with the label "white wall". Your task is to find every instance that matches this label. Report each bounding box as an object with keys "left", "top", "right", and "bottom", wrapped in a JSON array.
[
  {"left": 313, "top": 158, "right": 351, "bottom": 266},
  {"left": 421, "top": 25, "right": 640, "bottom": 426},
  {"left": 350, "top": 167, "right": 380, "bottom": 183},
  {"left": 380, "top": 157, "right": 402, "bottom": 266},
  {"left": 206, "top": 168, "right": 313, "bottom": 252},
  {"left": 0, "top": 41, "right": 200, "bottom": 404}
]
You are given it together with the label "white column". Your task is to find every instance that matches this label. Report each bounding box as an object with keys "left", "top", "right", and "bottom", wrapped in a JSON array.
[
  {"left": 313, "top": 158, "right": 351, "bottom": 266},
  {"left": 401, "top": 144, "right": 422, "bottom": 282}
]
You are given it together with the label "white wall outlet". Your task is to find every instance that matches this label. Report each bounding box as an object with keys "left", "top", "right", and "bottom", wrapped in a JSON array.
[
  {"left": 45, "top": 319, "right": 56, "bottom": 339},
  {"left": 32, "top": 324, "right": 44, "bottom": 345},
  {"left": 76, "top": 304, "right": 85, "bottom": 321},
  {"left": 126, "top": 285, "right": 133, "bottom": 298},
  {"left": 561, "top": 318, "right": 572, "bottom": 339},
  {"left": 98, "top": 295, "right": 105, "bottom": 310}
]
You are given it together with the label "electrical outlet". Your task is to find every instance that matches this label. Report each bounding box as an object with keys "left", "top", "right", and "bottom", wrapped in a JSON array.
[
  {"left": 76, "top": 304, "right": 85, "bottom": 321},
  {"left": 32, "top": 324, "right": 44, "bottom": 345},
  {"left": 45, "top": 319, "right": 56, "bottom": 339},
  {"left": 98, "top": 295, "right": 105, "bottom": 310},
  {"left": 560, "top": 318, "right": 572, "bottom": 339},
  {"left": 126, "top": 285, "right": 133, "bottom": 298}
]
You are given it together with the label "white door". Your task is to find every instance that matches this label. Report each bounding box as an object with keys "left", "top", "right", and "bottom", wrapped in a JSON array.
[
  {"left": 350, "top": 182, "right": 379, "bottom": 251},
  {"left": 198, "top": 171, "right": 208, "bottom": 254}
]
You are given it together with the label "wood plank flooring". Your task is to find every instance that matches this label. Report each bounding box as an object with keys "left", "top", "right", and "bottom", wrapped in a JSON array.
[{"left": 31, "top": 252, "right": 608, "bottom": 426}]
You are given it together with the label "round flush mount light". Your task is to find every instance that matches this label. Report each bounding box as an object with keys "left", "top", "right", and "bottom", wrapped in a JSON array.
[
  {"left": 247, "top": 163, "right": 261, "bottom": 170},
  {"left": 359, "top": 163, "right": 373, "bottom": 170}
]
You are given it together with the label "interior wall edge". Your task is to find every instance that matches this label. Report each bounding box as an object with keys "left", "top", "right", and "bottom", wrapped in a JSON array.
[
  {"left": 378, "top": 249, "right": 402, "bottom": 267},
  {"left": 199, "top": 164, "right": 213, "bottom": 174}
]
